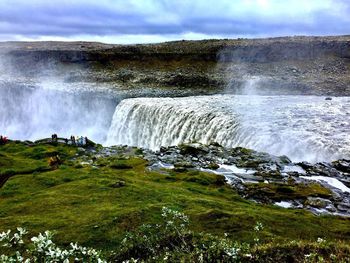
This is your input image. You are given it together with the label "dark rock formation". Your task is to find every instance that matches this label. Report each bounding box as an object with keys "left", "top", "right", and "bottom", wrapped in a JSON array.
[{"left": 140, "top": 142, "right": 350, "bottom": 216}]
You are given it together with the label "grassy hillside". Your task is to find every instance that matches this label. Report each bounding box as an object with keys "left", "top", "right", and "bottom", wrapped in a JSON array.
[{"left": 1, "top": 141, "right": 350, "bottom": 261}]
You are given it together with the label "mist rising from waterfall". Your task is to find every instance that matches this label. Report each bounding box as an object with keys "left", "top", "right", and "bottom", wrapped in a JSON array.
[
  {"left": 0, "top": 82, "right": 117, "bottom": 142},
  {"left": 0, "top": 49, "right": 120, "bottom": 142}
]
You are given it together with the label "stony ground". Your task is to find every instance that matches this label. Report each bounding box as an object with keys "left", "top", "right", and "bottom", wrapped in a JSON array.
[
  {"left": 1, "top": 36, "right": 350, "bottom": 96},
  {"left": 144, "top": 143, "right": 350, "bottom": 216}
]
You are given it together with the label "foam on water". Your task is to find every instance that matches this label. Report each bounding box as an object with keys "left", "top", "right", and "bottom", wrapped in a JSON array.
[
  {"left": 300, "top": 176, "right": 350, "bottom": 193},
  {"left": 275, "top": 201, "right": 293, "bottom": 208},
  {"left": 106, "top": 95, "right": 350, "bottom": 162}
]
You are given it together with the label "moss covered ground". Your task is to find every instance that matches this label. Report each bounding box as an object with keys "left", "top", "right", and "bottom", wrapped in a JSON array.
[{"left": 0, "top": 141, "right": 349, "bottom": 260}]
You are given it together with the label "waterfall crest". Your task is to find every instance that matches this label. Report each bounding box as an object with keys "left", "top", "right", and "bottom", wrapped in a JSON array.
[
  {"left": 106, "top": 96, "right": 241, "bottom": 150},
  {"left": 106, "top": 95, "right": 350, "bottom": 162}
]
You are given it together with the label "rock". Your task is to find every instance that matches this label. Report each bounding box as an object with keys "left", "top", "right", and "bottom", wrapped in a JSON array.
[
  {"left": 205, "top": 162, "right": 220, "bottom": 170},
  {"left": 332, "top": 159, "right": 350, "bottom": 173},
  {"left": 209, "top": 142, "right": 222, "bottom": 147},
  {"left": 179, "top": 143, "right": 209, "bottom": 155},
  {"left": 297, "top": 161, "right": 314, "bottom": 170},
  {"left": 304, "top": 197, "right": 332, "bottom": 209},
  {"left": 325, "top": 203, "right": 337, "bottom": 213},
  {"left": 159, "top": 146, "right": 167, "bottom": 153},
  {"left": 111, "top": 180, "right": 126, "bottom": 188},
  {"left": 254, "top": 170, "right": 282, "bottom": 179},
  {"left": 279, "top": 155, "right": 292, "bottom": 165},
  {"left": 337, "top": 203, "right": 350, "bottom": 212},
  {"left": 174, "top": 161, "right": 195, "bottom": 168},
  {"left": 226, "top": 156, "right": 240, "bottom": 164}
]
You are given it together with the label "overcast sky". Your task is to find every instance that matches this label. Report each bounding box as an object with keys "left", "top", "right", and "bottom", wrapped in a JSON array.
[{"left": 0, "top": 0, "right": 349, "bottom": 44}]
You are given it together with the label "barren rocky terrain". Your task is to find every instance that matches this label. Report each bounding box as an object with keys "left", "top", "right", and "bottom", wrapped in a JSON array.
[{"left": 1, "top": 35, "right": 350, "bottom": 95}]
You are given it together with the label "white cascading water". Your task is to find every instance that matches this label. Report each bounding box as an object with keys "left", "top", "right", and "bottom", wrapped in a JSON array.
[
  {"left": 106, "top": 95, "right": 350, "bottom": 163},
  {"left": 0, "top": 82, "right": 117, "bottom": 142}
]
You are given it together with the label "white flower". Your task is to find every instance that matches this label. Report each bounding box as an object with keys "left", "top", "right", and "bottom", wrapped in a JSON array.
[
  {"left": 0, "top": 230, "right": 11, "bottom": 242},
  {"left": 1, "top": 228, "right": 107, "bottom": 263},
  {"left": 16, "top": 227, "right": 28, "bottom": 236},
  {"left": 0, "top": 255, "right": 9, "bottom": 262},
  {"left": 317, "top": 237, "right": 325, "bottom": 243},
  {"left": 70, "top": 242, "right": 79, "bottom": 251},
  {"left": 226, "top": 247, "right": 239, "bottom": 258},
  {"left": 254, "top": 222, "right": 263, "bottom": 232},
  {"left": 122, "top": 258, "right": 138, "bottom": 263}
]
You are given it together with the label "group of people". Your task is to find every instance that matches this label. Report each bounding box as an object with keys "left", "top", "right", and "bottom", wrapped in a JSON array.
[
  {"left": 51, "top": 134, "right": 88, "bottom": 146},
  {"left": 0, "top": 135, "right": 8, "bottom": 145},
  {"left": 70, "top": 135, "right": 87, "bottom": 146}
]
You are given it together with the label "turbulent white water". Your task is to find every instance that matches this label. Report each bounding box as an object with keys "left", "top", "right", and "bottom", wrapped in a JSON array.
[
  {"left": 0, "top": 83, "right": 117, "bottom": 142},
  {"left": 0, "top": 76, "right": 206, "bottom": 143},
  {"left": 106, "top": 95, "right": 350, "bottom": 162},
  {"left": 300, "top": 176, "right": 350, "bottom": 193}
]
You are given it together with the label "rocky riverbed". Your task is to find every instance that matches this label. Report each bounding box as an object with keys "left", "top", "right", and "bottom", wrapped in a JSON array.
[{"left": 71, "top": 141, "right": 350, "bottom": 217}]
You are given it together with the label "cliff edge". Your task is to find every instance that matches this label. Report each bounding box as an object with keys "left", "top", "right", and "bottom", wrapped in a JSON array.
[{"left": 1, "top": 36, "right": 350, "bottom": 95}]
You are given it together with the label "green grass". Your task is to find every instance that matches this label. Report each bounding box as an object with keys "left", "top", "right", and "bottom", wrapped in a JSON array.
[{"left": 0, "top": 141, "right": 349, "bottom": 252}]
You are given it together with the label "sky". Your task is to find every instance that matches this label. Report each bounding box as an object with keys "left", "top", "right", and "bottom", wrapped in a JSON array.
[{"left": 0, "top": 0, "right": 349, "bottom": 44}]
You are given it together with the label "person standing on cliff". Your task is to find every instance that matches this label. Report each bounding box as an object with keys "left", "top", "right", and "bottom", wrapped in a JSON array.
[{"left": 71, "top": 135, "right": 75, "bottom": 145}]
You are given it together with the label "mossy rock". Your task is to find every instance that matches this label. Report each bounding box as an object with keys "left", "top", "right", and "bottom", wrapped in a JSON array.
[
  {"left": 304, "top": 198, "right": 329, "bottom": 209},
  {"left": 134, "top": 148, "right": 144, "bottom": 155},
  {"left": 245, "top": 182, "right": 332, "bottom": 202},
  {"left": 236, "top": 159, "right": 264, "bottom": 169},
  {"left": 332, "top": 159, "right": 350, "bottom": 173},
  {"left": 205, "top": 162, "right": 220, "bottom": 170},
  {"left": 174, "top": 161, "right": 195, "bottom": 168},
  {"left": 279, "top": 155, "right": 292, "bottom": 164},
  {"left": 254, "top": 170, "right": 282, "bottom": 178},
  {"left": 179, "top": 144, "right": 208, "bottom": 156},
  {"left": 231, "top": 147, "right": 254, "bottom": 156}
]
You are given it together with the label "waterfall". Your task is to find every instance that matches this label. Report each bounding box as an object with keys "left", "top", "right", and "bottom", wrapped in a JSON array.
[
  {"left": 105, "top": 96, "right": 242, "bottom": 150},
  {"left": 0, "top": 83, "right": 117, "bottom": 142},
  {"left": 106, "top": 95, "right": 350, "bottom": 163}
]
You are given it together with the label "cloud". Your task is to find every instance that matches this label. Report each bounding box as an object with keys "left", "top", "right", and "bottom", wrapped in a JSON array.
[{"left": 0, "top": 0, "right": 349, "bottom": 43}]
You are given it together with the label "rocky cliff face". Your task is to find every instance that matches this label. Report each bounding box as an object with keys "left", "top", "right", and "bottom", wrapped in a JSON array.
[{"left": 1, "top": 36, "right": 350, "bottom": 95}]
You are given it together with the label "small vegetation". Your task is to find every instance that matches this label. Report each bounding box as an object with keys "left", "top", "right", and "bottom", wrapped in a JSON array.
[
  {"left": 0, "top": 227, "right": 106, "bottom": 262},
  {"left": 0, "top": 141, "right": 349, "bottom": 262},
  {"left": 1, "top": 207, "right": 349, "bottom": 262}
]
